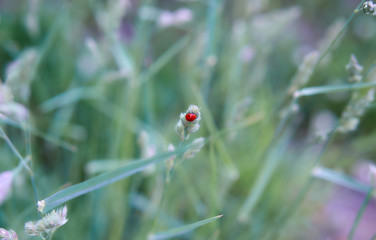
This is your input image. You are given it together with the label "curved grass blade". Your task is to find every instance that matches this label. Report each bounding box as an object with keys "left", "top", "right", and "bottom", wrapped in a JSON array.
[
  {"left": 85, "top": 159, "right": 130, "bottom": 175},
  {"left": 348, "top": 188, "right": 373, "bottom": 240},
  {"left": 312, "top": 166, "right": 371, "bottom": 193},
  {"left": 41, "top": 148, "right": 185, "bottom": 213},
  {"left": 148, "top": 214, "right": 223, "bottom": 240},
  {"left": 139, "top": 35, "right": 190, "bottom": 85},
  {"left": 40, "top": 87, "right": 100, "bottom": 112},
  {"left": 237, "top": 128, "right": 293, "bottom": 222},
  {"left": 295, "top": 81, "right": 376, "bottom": 98}
]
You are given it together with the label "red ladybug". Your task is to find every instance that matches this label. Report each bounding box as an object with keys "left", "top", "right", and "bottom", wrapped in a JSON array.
[{"left": 185, "top": 113, "right": 197, "bottom": 122}]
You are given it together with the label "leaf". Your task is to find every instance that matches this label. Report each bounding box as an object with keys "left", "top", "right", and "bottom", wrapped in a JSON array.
[
  {"left": 41, "top": 148, "right": 183, "bottom": 212},
  {"left": 148, "top": 214, "right": 223, "bottom": 240},
  {"left": 312, "top": 166, "right": 371, "bottom": 193}
]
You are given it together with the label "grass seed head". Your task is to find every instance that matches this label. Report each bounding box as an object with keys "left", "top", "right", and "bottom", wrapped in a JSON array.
[
  {"left": 175, "top": 105, "right": 201, "bottom": 141},
  {"left": 25, "top": 206, "right": 68, "bottom": 237},
  {"left": 0, "top": 228, "right": 18, "bottom": 240}
]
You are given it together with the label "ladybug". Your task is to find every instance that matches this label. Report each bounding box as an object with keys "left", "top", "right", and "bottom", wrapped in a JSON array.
[{"left": 185, "top": 113, "right": 197, "bottom": 122}]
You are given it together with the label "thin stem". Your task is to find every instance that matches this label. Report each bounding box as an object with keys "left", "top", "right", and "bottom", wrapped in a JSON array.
[
  {"left": 0, "top": 126, "right": 40, "bottom": 206},
  {"left": 23, "top": 119, "right": 40, "bottom": 204},
  {"left": 149, "top": 138, "right": 185, "bottom": 234},
  {"left": 311, "top": 0, "right": 366, "bottom": 76},
  {"left": 348, "top": 188, "right": 373, "bottom": 240},
  {"left": 0, "top": 127, "right": 32, "bottom": 174}
]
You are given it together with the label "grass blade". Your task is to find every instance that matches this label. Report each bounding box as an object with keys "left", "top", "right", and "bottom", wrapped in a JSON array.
[
  {"left": 148, "top": 214, "right": 223, "bottom": 240},
  {"left": 41, "top": 149, "right": 182, "bottom": 212},
  {"left": 237, "top": 129, "right": 292, "bottom": 222},
  {"left": 295, "top": 81, "right": 376, "bottom": 97},
  {"left": 85, "top": 159, "right": 130, "bottom": 175},
  {"left": 312, "top": 167, "right": 371, "bottom": 193},
  {"left": 348, "top": 188, "right": 373, "bottom": 240},
  {"left": 40, "top": 87, "right": 100, "bottom": 112},
  {"left": 139, "top": 35, "right": 190, "bottom": 85}
]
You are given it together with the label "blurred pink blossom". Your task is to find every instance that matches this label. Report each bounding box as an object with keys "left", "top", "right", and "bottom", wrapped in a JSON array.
[
  {"left": 157, "top": 8, "right": 193, "bottom": 28},
  {"left": 0, "top": 228, "right": 18, "bottom": 240},
  {"left": 158, "top": 11, "right": 175, "bottom": 28},
  {"left": 0, "top": 102, "right": 28, "bottom": 121},
  {"left": 174, "top": 8, "right": 193, "bottom": 23},
  {"left": 320, "top": 188, "right": 376, "bottom": 240},
  {"left": 0, "top": 171, "right": 13, "bottom": 205},
  {"left": 0, "top": 83, "right": 29, "bottom": 121},
  {"left": 240, "top": 46, "right": 255, "bottom": 63},
  {"left": 312, "top": 163, "right": 376, "bottom": 240},
  {"left": 0, "top": 84, "right": 13, "bottom": 104}
]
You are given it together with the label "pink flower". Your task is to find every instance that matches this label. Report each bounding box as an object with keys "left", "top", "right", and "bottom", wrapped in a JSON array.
[
  {"left": 0, "top": 228, "right": 18, "bottom": 240},
  {"left": 240, "top": 46, "right": 255, "bottom": 63},
  {"left": 0, "top": 171, "right": 13, "bottom": 205},
  {"left": 157, "top": 8, "right": 193, "bottom": 28}
]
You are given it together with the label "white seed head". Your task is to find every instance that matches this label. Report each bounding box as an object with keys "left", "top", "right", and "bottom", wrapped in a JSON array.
[
  {"left": 183, "top": 137, "right": 205, "bottom": 159},
  {"left": 175, "top": 105, "right": 201, "bottom": 141},
  {"left": 337, "top": 55, "right": 374, "bottom": 133},
  {"left": 25, "top": 206, "right": 68, "bottom": 236},
  {"left": 37, "top": 200, "right": 45, "bottom": 213},
  {"left": 0, "top": 228, "right": 18, "bottom": 240},
  {"left": 165, "top": 144, "right": 176, "bottom": 172},
  {"left": 186, "top": 105, "right": 201, "bottom": 118},
  {"left": 175, "top": 120, "right": 185, "bottom": 141},
  {"left": 289, "top": 51, "right": 319, "bottom": 95},
  {"left": 337, "top": 117, "right": 360, "bottom": 133},
  {"left": 0, "top": 84, "right": 13, "bottom": 104},
  {"left": 362, "top": 1, "right": 376, "bottom": 15},
  {"left": 5, "top": 48, "right": 39, "bottom": 102},
  {"left": 346, "top": 54, "right": 363, "bottom": 83}
]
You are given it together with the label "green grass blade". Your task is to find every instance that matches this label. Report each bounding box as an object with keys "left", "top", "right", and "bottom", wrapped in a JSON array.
[
  {"left": 40, "top": 87, "right": 100, "bottom": 112},
  {"left": 312, "top": 167, "right": 371, "bottom": 193},
  {"left": 237, "top": 130, "right": 292, "bottom": 222},
  {"left": 139, "top": 35, "right": 190, "bottom": 85},
  {"left": 41, "top": 149, "right": 181, "bottom": 212},
  {"left": 110, "top": 37, "right": 135, "bottom": 74},
  {"left": 85, "top": 159, "right": 130, "bottom": 175},
  {"left": 148, "top": 214, "right": 223, "bottom": 240},
  {"left": 295, "top": 81, "right": 376, "bottom": 97},
  {"left": 348, "top": 188, "right": 373, "bottom": 240}
]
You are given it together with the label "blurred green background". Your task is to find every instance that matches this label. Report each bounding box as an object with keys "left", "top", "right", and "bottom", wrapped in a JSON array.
[{"left": 1, "top": 0, "right": 376, "bottom": 239}]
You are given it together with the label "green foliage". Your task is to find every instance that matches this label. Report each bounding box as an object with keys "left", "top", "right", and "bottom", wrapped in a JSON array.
[{"left": 0, "top": 0, "right": 376, "bottom": 240}]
